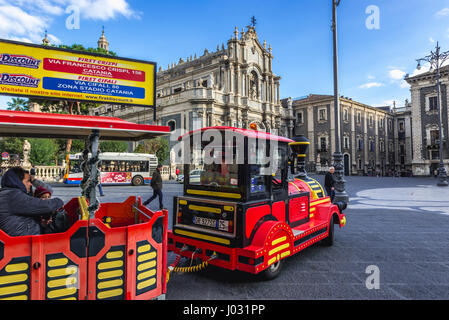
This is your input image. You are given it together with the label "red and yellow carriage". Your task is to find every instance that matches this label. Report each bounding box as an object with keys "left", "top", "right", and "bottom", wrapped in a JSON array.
[
  {"left": 168, "top": 126, "right": 346, "bottom": 279},
  {"left": 0, "top": 110, "right": 170, "bottom": 300}
]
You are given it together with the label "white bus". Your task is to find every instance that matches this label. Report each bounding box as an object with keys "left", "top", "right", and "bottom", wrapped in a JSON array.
[{"left": 64, "top": 152, "right": 158, "bottom": 186}]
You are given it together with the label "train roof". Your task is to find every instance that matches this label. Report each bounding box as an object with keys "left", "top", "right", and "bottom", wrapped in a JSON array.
[
  {"left": 178, "top": 126, "right": 294, "bottom": 143},
  {"left": 0, "top": 110, "right": 170, "bottom": 141}
]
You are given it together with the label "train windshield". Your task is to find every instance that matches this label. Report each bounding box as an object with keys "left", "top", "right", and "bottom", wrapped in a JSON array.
[{"left": 186, "top": 135, "right": 241, "bottom": 189}]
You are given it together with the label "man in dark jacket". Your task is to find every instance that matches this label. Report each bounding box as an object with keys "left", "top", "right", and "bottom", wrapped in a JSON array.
[
  {"left": 0, "top": 167, "right": 64, "bottom": 237},
  {"left": 324, "top": 166, "right": 336, "bottom": 202},
  {"left": 143, "top": 164, "right": 164, "bottom": 210}
]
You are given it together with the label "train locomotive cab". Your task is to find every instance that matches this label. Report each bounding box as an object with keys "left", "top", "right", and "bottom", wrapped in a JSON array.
[{"left": 168, "top": 127, "right": 346, "bottom": 279}]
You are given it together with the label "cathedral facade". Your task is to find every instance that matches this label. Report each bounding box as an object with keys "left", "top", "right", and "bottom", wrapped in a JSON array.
[{"left": 92, "top": 25, "right": 295, "bottom": 150}]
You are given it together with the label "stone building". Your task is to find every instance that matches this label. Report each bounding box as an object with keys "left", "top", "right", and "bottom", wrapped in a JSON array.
[
  {"left": 91, "top": 26, "right": 295, "bottom": 155},
  {"left": 282, "top": 94, "right": 412, "bottom": 176},
  {"left": 405, "top": 65, "right": 449, "bottom": 176}
]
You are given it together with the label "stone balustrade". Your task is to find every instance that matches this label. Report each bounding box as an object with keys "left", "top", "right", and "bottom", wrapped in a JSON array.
[{"left": 35, "top": 166, "right": 65, "bottom": 182}]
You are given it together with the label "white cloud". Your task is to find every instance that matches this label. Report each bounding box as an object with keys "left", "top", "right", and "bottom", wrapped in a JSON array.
[
  {"left": 0, "top": 5, "right": 48, "bottom": 43},
  {"left": 430, "top": 37, "right": 435, "bottom": 43},
  {"left": 359, "top": 82, "right": 383, "bottom": 89},
  {"left": 389, "top": 69, "right": 406, "bottom": 80},
  {"left": 400, "top": 80, "right": 410, "bottom": 89},
  {"left": 72, "top": 0, "right": 140, "bottom": 20},
  {"left": 436, "top": 8, "right": 449, "bottom": 17},
  {"left": 0, "top": 0, "right": 138, "bottom": 44}
]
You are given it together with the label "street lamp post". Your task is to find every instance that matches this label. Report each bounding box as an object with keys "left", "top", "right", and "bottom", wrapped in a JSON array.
[
  {"left": 331, "top": 0, "right": 349, "bottom": 205},
  {"left": 417, "top": 42, "right": 449, "bottom": 187}
]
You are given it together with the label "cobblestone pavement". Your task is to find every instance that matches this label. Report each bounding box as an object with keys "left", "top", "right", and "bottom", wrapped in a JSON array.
[{"left": 51, "top": 175, "right": 449, "bottom": 300}]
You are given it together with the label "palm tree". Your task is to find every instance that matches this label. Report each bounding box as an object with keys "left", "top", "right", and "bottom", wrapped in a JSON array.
[{"left": 7, "top": 98, "right": 29, "bottom": 111}]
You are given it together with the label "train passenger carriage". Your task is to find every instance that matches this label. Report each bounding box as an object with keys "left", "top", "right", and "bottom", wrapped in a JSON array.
[{"left": 0, "top": 110, "right": 170, "bottom": 300}]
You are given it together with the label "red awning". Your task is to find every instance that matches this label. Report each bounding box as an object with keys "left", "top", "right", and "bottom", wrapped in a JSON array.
[{"left": 0, "top": 110, "right": 170, "bottom": 141}]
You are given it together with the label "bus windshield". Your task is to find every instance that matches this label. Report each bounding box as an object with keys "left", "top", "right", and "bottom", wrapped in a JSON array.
[{"left": 69, "top": 159, "right": 82, "bottom": 174}]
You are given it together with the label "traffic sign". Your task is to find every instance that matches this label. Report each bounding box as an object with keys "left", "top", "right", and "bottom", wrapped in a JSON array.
[{"left": 1, "top": 152, "right": 9, "bottom": 160}]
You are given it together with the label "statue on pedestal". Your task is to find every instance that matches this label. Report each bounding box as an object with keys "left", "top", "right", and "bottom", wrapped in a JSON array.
[
  {"left": 22, "top": 140, "right": 31, "bottom": 169},
  {"left": 170, "top": 148, "right": 177, "bottom": 180}
]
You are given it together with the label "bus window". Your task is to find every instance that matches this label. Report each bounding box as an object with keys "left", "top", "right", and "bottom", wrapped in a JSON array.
[{"left": 138, "top": 161, "right": 149, "bottom": 172}]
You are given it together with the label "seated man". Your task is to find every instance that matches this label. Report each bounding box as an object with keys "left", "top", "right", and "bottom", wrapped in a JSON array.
[{"left": 0, "top": 167, "right": 64, "bottom": 237}]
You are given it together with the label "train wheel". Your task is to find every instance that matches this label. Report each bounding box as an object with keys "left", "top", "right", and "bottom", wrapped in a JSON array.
[
  {"left": 132, "top": 175, "right": 144, "bottom": 186},
  {"left": 261, "top": 259, "right": 284, "bottom": 280},
  {"left": 321, "top": 215, "right": 335, "bottom": 247}
]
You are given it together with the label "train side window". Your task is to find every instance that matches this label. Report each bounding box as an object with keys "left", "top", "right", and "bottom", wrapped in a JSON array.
[
  {"left": 248, "top": 139, "right": 270, "bottom": 197},
  {"left": 272, "top": 147, "right": 287, "bottom": 191}
]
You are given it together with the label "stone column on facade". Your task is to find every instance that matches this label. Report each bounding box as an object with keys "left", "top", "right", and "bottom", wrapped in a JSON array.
[
  {"left": 411, "top": 87, "right": 424, "bottom": 174},
  {"left": 351, "top": 107, "right": 356, "bottom": 173},
  {"left": 384, "top": 115, "right": 389, "bottom": 168},
  {"left": 235, "top": 64, "right": 241, "bottom": 105},
  {"left": 363, "top": 111, "right": 368, "bottom": 173},
  {"left": 307, "top": 106, "right": 315, "bottom": 169},
  {"left": 445, "top": 79, "right": 449, "bottom": 172},
  {"left": 229, "top": 64, "right": 235, "bottom": 97},
  {"left": 330, "top": 102, "right": 336, "bottom": 155},
  {"left": 276, "top": 83, "right": 280, "bottom": 104},
  {"left": 375, "top": 113, "right": 379, "bottom": 167}
]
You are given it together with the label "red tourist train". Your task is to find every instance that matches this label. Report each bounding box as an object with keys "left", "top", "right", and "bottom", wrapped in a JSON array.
[{"left": 168, "top": 126, "right": 346, "bottom": 279}]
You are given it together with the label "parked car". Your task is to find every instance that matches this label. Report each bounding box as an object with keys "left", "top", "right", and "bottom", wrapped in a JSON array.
[
  {"left": 176, "top": 174, "right": 184, "bottom": 183},
  {"left": 189, "top": 170, "right": 203, "bottom": 184}
]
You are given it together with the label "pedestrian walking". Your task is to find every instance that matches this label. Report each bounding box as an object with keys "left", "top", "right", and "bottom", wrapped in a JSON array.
[
  {"left": 324, "top": 166, "right": 336, "bottom": 202},
  {"left": 143, "top": 164, "right": 164, "bottom": 210},
  {"left": 98, "top": 182, "right": 105, "bottom": 197}
]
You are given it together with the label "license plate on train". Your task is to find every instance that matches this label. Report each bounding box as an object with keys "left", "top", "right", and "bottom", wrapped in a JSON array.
[{"left": 193, "top": 216, "right": 217, "bottom": 228}]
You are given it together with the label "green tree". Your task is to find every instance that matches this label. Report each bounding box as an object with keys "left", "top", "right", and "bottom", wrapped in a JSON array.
[
  {"left": 0, "top": 137, "right": 24, "bottom": 155},
  {"left": 134, "top": 137, "right": 169, "bottom": 164},
  {"left": 7, "top": 98, "right": 29, "bottom": 111},
  {"left": 100, "top": 141, "right": 128, "bottom": 153},
  {"left": 29, "top": 138, "right": 58, "bottom": 166}
]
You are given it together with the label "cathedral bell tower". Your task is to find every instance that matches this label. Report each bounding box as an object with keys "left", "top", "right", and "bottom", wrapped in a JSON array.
[{"left": 98, "top": 27, "right": 109, "bottom": 52}]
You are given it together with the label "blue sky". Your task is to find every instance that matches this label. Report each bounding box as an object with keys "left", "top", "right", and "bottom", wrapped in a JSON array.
[{"left": 1, "top": 0, "right": 449, "bottom": 109}]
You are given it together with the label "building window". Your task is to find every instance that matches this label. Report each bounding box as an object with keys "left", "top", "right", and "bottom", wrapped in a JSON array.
[
  {"left": 430, "top": 129, "right": 440, "bottom": 146},
  {"left": 369, "top": 140, "right": 375, "bottom": 152},
  {"left": 318, "top": 108, "right": 327, "bottom": 121},
  {"left": 296, "top": 111, "right": 303, "bottom": 124},
  {"left": 380, "top": 141, "right": 385, "bottom": 152},
  {"left": 357, "top": 112, "right": 361, "bottom": 124},
  {"left": 343, "top": 108, "right": 349, "bottom": 121},
  {"left": 319, "top": 137, "right": 327, "bottom": 151},
  {"left": 398, "top": 121, "right": 404, "bottom": 132},
  {"left": 344, "top": 136, "right": 349, "bottom": 149},
  {"left": 358, "top": 139, "right": 363, "bottom": 151},
  {"left": 428, "top": 96, "right": 438, "bottom": 112},
  {"left": 167, "top": 120, "right": 176, "bottom": 132},
  {"left": 358, "top": 158, "right": 362, "bottom": 170},
  {"left": 388, "top": 120, "right": 392, "bottom": 131}
]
